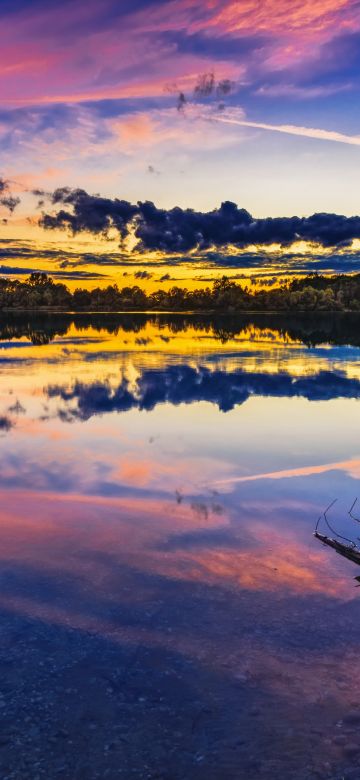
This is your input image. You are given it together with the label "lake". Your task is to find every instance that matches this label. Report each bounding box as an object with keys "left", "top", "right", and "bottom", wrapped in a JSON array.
[{"left": 0, "top": 312, "right": 360, "bottom": 779}]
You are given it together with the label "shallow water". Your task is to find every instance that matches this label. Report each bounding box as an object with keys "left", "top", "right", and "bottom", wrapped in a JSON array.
[{"left": 0, "top": 312, "right": 360, "bottom": 779}]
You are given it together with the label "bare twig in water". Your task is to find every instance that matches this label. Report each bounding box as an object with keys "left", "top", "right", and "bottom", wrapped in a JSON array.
[
  {"left": 315, "top": 499, "right": 357, "bottom": 546},
  {"left": 349, "top": 497, "right": 360, "bottom": 523}
]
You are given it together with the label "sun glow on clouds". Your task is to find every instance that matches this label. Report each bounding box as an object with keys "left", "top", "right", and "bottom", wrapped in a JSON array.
[
  {"left": 0, "top": 0, "right": 356, "bottom": 102},
  {"left": 0, "top": 0, "right": 360, "bottom": 274},
  {"left": 201, "top": 0, "right": 356, "bottom": 36},
  {"left": 109, "top": 105, "right": 246, "bottom": 152}
]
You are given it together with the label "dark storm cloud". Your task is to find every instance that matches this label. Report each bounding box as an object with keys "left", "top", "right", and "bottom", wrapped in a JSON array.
[
  {"left": 0, "top": 176, "right": 20, "bottom": 215},
  {"left": 0, "top": 196, "right": 20, "bottom": 213},
  {"left": 134, "top": 270, "right": 153, "bottom": 279},
  {"left": 42, "top": 187, "right": 138, "bottom": 240},
  {"left": 0, "top": 415, "right": 14, "bottom": 432},
  {"left": 47, "top": 366, "right": 360, "bottom": 421},
  {"left": 158, "top": 273, "right": 180, "bottom": 282},
  {"left": 40, "top": 188, "right": 360, "bottom": 252}
]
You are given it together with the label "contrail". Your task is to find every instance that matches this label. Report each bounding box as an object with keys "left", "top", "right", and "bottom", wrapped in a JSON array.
[
  {"left": 213, "top": 457, "right": 360, "bottom": 486},
  {"left": 213, "top": 115, "right": 360, "bottom": 147}
]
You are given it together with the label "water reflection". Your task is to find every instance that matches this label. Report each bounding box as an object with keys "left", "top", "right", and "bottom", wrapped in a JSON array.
[
  {"left": 0, "top": 313, "right": 359, "bottom": 778},
  {"left": 46, "top": 367, "right": 360, "bottom": 420},
  {"left": 1, "top": 310, "right": 360, "bottom": 348}
]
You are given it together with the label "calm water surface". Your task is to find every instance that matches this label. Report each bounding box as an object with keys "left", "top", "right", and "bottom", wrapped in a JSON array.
[{"left": 0, "top": 313, "right": 360, "bottom": 779}]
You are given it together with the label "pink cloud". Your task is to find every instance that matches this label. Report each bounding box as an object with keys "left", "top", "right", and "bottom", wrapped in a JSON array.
[
  {"left": 0, "top": 0, "right": 357, "bottom": 106},
  {"left": 200, "top": 0, "right": 357, "bottom": 36},
  {"left": 109, "top": 105, "right": 246, "bottom": 152}
]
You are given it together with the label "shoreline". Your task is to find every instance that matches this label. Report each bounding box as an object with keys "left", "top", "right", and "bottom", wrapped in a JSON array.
[{"left": 1, "top": 308, "right": 360, "bottom": 315}]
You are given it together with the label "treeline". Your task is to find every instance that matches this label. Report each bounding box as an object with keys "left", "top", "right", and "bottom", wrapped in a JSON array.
[
  {"left": 1, "top": 311, "right": 360, "bottom": 348},
  {"left": 1, "top": 271, "right": 360, "bottom": 311}
]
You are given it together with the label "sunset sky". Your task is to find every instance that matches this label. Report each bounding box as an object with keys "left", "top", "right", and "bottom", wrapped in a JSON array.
[{"left": 1, "top": 0, "right": 360, "bottom": 288}]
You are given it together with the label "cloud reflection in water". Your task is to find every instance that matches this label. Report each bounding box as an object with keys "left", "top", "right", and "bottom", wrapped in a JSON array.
[{"left": 0, "top": 314, "right": 358, "bottom": 776}]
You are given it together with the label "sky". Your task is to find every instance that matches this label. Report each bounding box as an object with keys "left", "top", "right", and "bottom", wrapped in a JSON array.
[{"left": 1, "top": 0, "right": 360, "bottom": 287}]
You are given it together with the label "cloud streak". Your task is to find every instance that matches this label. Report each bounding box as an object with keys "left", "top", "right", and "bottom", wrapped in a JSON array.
[
  {"left": 214, "top": 114, "right": 360, "bottom": 147},
  {"left": 0, "top": 265, "right": 106, "bottom": 280},
  {"left": 213, "top": 458, "right": 360, "bottom": 485}
]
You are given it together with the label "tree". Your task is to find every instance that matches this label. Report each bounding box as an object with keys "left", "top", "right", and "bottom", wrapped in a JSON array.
[{"left": 27, "top": 272, "right": 52, "bottom": 287}]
